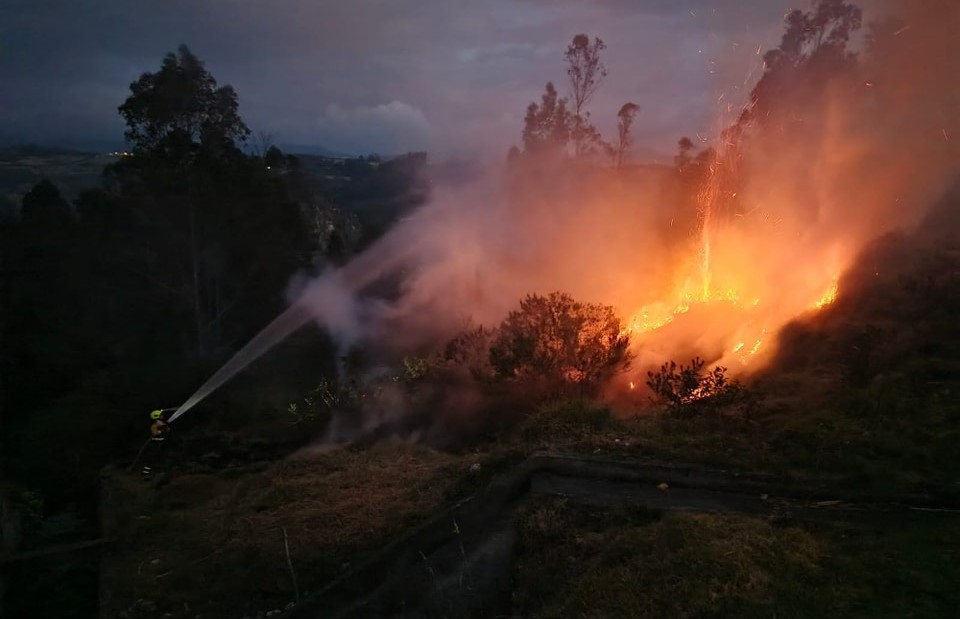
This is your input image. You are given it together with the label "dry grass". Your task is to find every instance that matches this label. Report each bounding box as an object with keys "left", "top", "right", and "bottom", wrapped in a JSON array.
[
  {"left": 513, "top": 497, "right": 960, "bottom": 618},
  {"left": 101, "top": 443, "right": 474, "bottom": 619}
]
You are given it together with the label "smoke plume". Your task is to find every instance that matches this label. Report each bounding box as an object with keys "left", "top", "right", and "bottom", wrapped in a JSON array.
[{"left": 292, "top": 0, "right": 960, "bottom": 429}]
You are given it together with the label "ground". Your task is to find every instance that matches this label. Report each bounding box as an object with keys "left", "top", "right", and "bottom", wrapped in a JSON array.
[
  {"left": 513, "top": 498, "right": 960, "bottom": 618},
  {"left": 97, "top": 223, "right": 960, "bottom": 618}
]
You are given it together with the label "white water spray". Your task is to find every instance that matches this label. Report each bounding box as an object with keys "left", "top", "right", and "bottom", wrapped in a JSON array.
[
  {"left": 167, "top": 268, "right": 367, "bottom": 423},
  {"left": 168, "top": 303, "right": 312, "bottom": 422}
]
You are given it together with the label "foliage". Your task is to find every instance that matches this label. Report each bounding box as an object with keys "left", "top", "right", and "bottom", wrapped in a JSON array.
[
  {"left": 287, "top": 377, "right": 340, "bottom": 423},
  {"left": 516, "top": 33, "right": 639, "bottom": 162},
  {"left": 564, "top": 34, "right": 608, "bottom": 157},
  {"left": 440, "top": 325, "right": 497, "bottom": 381},
  {"left": 108, "top": 48, "right": 311, "bottom": 356},
  {"left": 489, "top": 292, "right": 632, "bottom": 397},
  {"left": 521, "top": 82, "right": 572, "bottom": 157},
  {"left": 611, "top": 102, "right": 640, "bottom": 167},
  {"left": 741, "top": 0, "right": 862, "bottom": 128},
  {"left": 646, "top": 357, "right": 746, "bottom": 412},
  {"left": 119, "top": 45, "right": 249, "bottom": 156}
]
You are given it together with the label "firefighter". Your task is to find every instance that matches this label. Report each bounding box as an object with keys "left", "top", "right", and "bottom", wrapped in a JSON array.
[{"left": 142, "top": 408, "right": 173, "bottom": 480}]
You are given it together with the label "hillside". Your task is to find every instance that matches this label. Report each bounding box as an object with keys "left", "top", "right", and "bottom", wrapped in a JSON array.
[{"left": 86, "top": 189, "right": 960, "bottom": 618}]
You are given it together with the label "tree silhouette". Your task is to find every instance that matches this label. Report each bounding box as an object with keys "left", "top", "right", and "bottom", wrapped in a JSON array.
[
  {"left": 111, "top": 46, "right": 308, "bottom": 355},
  {"left": 521, "top": 82, "right": 572, "bottom": 157},
  {"left": 564, "top": 34, "right": 608, "bottom": 157},
  {"left": 743, "top": 0, "right": 862, "bottom": 127},
  {"left": 612, "top": 102, "right": 640, "bottom": 168},
  {"left": 119, "top": 44, "right": 249, "bottom": 157}
]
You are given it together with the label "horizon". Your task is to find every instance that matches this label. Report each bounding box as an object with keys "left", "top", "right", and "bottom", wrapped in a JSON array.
[{"left": 1, "top": 0, "right": 830, "bottom": 162}]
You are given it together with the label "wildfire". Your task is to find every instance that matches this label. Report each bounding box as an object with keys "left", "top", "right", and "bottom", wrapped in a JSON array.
[{"left": 814, "top": 277, "right": 839, "bottom": 309}]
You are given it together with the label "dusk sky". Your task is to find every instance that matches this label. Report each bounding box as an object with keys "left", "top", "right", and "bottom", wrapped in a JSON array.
[{"left": 1, "top": 1, "right": 865, "bottom": 161}]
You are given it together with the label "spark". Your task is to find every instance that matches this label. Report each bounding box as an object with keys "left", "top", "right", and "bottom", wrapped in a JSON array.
[
  {"left": 894, "top": 24, "right": 912, "bottom": 36},
  {"left": 733, "top": 342, "right": 745, "bottom": 353},
  {"left": 943, "top": 128, "right": 950, "bottom": 142},
  {"left": 756, "top": 45, "right": 762, "bottom": 55},
  {"left": 629, "top": 381, "right": 636, "bottom": 390}
]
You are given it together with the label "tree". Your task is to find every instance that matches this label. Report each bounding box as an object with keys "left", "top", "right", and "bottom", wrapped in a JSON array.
[
  {"left": 20, "top": 179, "right": 71, "bottom": 226},
  {"left": 1, "top": 181, "right": 88, "bottom": 415},
  {"left": 118, "top": 44, "right": 249, "bottom": 157},
  {"left": 612, "top": 102, "right": 640, "bottom": 168},
  {"left": 675, "top": 137, "right": 695, "bottom": 169},
  {"left": 252, "top": 130, "right": 276, "bottom": 158},
  {"left": 488, "top": 292, "right": 631, "bottom": 396},
  {"left": 564, "top": 34, "right": 608, "bottom": 157},
  {"left": 742, "top": 0, "right": 862, "bottom": 127},
  {"left": 111, "top": 47, "right": 309, "bottom": 356},
  {"left": 521, "top": 82, "right": 572, "bottom": 157}
]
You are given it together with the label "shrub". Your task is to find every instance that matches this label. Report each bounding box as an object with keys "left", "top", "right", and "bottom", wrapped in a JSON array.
[
  {"left": 488, "top": 292, "right": 632, "bottom": 397},
  {"left": 646, "top": 357, "right": 746, "bottom": 413}
]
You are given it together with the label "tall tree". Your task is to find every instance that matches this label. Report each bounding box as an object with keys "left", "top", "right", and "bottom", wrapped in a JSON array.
[
  {"left": 564, "top": 34, "right": 608, "bottom": 157},
  {"left": 112, "top": 47, "right": 308, "bottom": 356},
  {"left": 612, "top": 102, "right": 640, "bottom": 168},
  {"left": 742, "top": 0, "right": 862, "bottom": 127},
  {"left": 521, "top": 82, "right": 572, "bottom": 157},
  {"left": 675, "top": 136, "right": 695, "bottom": 169},
  {"left": 118, "top": 44, "right": 249, "bottom": 158}
]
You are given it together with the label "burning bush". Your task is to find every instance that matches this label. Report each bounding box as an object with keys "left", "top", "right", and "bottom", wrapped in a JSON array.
[{"left": 646, "top": 357, "right": 747, "bottom": 413}]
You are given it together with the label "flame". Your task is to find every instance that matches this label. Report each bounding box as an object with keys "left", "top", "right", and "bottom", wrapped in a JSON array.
[{"left": 814, "top": 277, "right": 840, "bottom": 309}]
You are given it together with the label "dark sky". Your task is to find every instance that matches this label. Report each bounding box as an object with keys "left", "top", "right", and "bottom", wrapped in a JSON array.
[{"left": 1, "top": 0, "right": 817, "bottom": 160}]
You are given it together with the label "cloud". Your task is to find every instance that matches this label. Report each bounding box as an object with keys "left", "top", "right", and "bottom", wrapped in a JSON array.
[
  {"left": 0, "top": 0, "right": 845, "bottom": 158},
  {"left": 315, "top": 101, "right": 432, "bottom": 154}
]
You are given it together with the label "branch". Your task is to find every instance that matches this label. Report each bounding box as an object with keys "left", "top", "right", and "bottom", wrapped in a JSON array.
[{"left": 282, "top": 526, "right": 300, "bottom": 604}]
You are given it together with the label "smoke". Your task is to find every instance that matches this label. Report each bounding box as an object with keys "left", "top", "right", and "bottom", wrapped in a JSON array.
[{"left": 288, "top": 0, "right": 960, "bottom": 439}]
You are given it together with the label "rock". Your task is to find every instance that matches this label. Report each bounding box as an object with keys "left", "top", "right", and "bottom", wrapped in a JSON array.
[
  {"left": 266, "top": 610, "right": 282, "bottom": 617},
  {"left": 469, "top": 463, "right": 481, "bottom": 473},
  {"left": 656, "top": 482, "right": 669, "bottom": 491},
  {"left": 761, "top": 493, "right": 769, "bottom": 501},
  {"left": 285, "top": 602, "right": 295, "bottom": 610},
  {"left": 151, "top": 558, "right": 161, "bottom": 565}
]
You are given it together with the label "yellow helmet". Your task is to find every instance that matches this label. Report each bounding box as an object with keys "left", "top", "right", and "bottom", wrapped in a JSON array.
[{"left": 150, "top": 410, "right": 163, "bottom": 420}]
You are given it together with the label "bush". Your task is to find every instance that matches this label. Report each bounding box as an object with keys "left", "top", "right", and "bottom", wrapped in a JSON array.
[
  {"left": 646, "top": 357, "right": 747, "bottom": 413},
  {"left": 488, "top": 292, "right": 632, "bottom": 397}
]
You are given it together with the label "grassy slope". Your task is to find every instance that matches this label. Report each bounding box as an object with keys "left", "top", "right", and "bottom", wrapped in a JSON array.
[
  {"left": 514, "top": 497, "right": 960, "bottom": 619},
  {"left": 100, "top": 209, "right": 960, "bottom": 617},
  {"left": 101, "top": 445, "right": 484, "bottom": 619}
]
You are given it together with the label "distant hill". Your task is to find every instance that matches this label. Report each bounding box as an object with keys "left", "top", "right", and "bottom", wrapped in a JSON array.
[
  {"left": 0, "top": 144, "right": 118, "bottom": 218},
  {"left": 282, "top": 143, "right": 353, "bottom": 158}
]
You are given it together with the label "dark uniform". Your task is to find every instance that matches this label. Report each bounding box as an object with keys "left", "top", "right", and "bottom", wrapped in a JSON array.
[{"left": 142, "top": 409, "right": 172, "bottom": 479}]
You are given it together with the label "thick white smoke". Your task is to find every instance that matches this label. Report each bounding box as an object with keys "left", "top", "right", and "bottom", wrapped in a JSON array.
[{"left": 290, "top": 0, "right": 960, "bottom": 420}]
